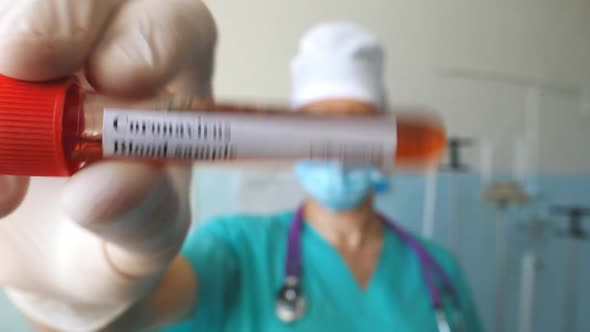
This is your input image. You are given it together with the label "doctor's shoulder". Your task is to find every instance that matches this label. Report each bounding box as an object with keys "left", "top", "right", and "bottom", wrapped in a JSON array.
[
  {"left": 186, "top": 209, "right": 296, "bottom": 246},
  {"left": 412, "top": 234, "right": 463, "bottom": 279}
]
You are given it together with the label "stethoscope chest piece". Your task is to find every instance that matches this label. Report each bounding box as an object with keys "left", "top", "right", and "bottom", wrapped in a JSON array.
[
  {"left": 435, "top": 308, "right": 451, "bottom": 332},
  {"left": 275, "top": 277, "right": 306, "bottom": 323},
  {"left": 435, "top": 305, "right": 464, "bottom": 332}
]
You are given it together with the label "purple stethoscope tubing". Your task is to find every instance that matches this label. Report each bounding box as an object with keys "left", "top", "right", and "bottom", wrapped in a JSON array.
[{"left": 284, "top": 205, "right": 457, "bottom": 309}]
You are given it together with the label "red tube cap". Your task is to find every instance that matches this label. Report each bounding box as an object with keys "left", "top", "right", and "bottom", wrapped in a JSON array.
[{"left": 0, "top": 75, "right": 76, "bottom": 176}]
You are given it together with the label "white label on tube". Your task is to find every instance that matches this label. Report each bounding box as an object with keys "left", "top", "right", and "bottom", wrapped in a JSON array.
[{"left": 102, "top": 109, "right": 397, "bottom": 168}]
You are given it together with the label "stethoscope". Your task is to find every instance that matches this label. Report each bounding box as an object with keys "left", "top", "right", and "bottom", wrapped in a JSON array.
[{"left": 275, "top": 206, "right": 465, "bottom": 332}]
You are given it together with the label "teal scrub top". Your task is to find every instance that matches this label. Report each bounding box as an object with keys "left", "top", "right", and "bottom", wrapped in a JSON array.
[{"left": 164, "top": 211, "right": 484, "bottom": 332}]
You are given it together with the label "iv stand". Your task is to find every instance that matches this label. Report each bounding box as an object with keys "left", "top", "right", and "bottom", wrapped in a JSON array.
[
  {"left": 516, "top": 216, "right": 549, "bottom": 332},
  {"left": 550, "top": 206, "right": 590, "bottom": 332},
  {"left": 483, "top": 181, "right": 528, "bottom": 332},
  {"left": 438, "top": 138, "right": 473, "bottom": 256},
  {"left": 421, "top": 169, "right": 437, "bottom": 239}
]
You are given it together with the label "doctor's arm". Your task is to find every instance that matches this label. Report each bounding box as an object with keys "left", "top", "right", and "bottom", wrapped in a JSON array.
[{"left": 104, "top": 219, "right": 242, "bottom": 332}]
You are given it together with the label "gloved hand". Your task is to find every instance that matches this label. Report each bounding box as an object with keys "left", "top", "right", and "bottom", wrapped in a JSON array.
[{"left": 0, "top": 0, "right": 216, "bottom": 331}]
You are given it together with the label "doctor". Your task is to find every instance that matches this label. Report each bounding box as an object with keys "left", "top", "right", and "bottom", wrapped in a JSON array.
[{"left": 163, "top": 22, "right": 484, "bottom": 332}]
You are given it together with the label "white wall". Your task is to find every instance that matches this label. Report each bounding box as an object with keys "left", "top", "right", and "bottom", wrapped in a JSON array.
[{"left": 205, "top": 0, "right": 590, "bottom": 174}]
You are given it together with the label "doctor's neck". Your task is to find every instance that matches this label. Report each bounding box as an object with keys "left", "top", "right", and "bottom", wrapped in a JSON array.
[{"left": 304, "top": 197, "right": 384, "bottom": 250}]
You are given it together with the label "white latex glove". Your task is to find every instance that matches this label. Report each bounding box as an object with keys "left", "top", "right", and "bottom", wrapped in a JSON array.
[{"left": 0, "top": 0, "right": 216, "bottom": 331}]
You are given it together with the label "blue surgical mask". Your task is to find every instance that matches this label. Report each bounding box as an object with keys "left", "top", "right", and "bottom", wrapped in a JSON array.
[{"left": 294, "top": 160, "right": 390, "bottom": 212}]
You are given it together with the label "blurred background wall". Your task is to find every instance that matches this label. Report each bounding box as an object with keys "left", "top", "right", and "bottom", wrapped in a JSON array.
[
  {"left": 2, "top": 0, "right": 589, "bottom": 331},
  {"left": 206, "top": 0, "right": 590, "bottom": 173}
]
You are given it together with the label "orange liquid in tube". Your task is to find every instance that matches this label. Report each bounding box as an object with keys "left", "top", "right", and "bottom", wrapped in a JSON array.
[
  {"left": 297, "top": 98, "right": 446, "bottom": 171},
  {"left": 0, "top": 75, "right": 446, "bottom": 177}
]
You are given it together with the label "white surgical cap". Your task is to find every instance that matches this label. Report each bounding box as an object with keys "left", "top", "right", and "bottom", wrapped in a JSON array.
[{"left": 290, "top": 21, "right": 387, "bottom": 110}]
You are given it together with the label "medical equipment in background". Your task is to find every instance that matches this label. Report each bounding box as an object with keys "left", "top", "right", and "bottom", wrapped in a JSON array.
[
  {"left": 550, "top": 206, "right": 590, "bottom": 332},
  {"left": 436, "top": 67, "right": 551, "bottom": 196},
  {"left": 277, "top": 205, "right": 465, "bottom": 332},
  {"left": 515, "top": 215, "right": 551, "bottom": 332},
  {"left": 510, "top": 115, "right": 548, "bottom": 332},
  {"left": 422, "top": 137, "right": 474, "bottom": 240},
  {"left": 521, "top": 87, "right": 541, "bottom": 197},
  {"left": 441, "top": 138, "right": 474, "bottom": 173},
  {"left": 0, "top": 75, "right": 447, "bottom": 177},
  {"left": 432, "top": 138, "right": 474, "bottom": 258},
  {"left": 436, "top": 67, "right": 588, "bottom": 164},
  {"left": 421, "top": 168, "right": 438, "bottom": 239},
  {"left": 483, "top": 181, "right": 529, "bottom": 332}
]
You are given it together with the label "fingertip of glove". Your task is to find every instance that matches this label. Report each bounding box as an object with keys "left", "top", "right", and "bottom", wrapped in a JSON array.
[
  {"left": 84, "top": 0, "right": 218, "bottom": 98},
  {"left": 85, "top": 55, "right": 174, "bottom": 99},
  {"left": 0, "top": 176, "right": 29, "bottom": 218},
  {"left": 0, "top": 36, "right": 88, "bottom": 81},
  {"left": 61, "top": 162, "right": 172, "bottom": 225},
  {"left": 0, "top": 0, "right": 122, "bottom": 81}
]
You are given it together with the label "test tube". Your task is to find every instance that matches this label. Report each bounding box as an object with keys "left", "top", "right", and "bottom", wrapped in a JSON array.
[{"left": 0, "top": 75, "right": 447, "bottom": 177}]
